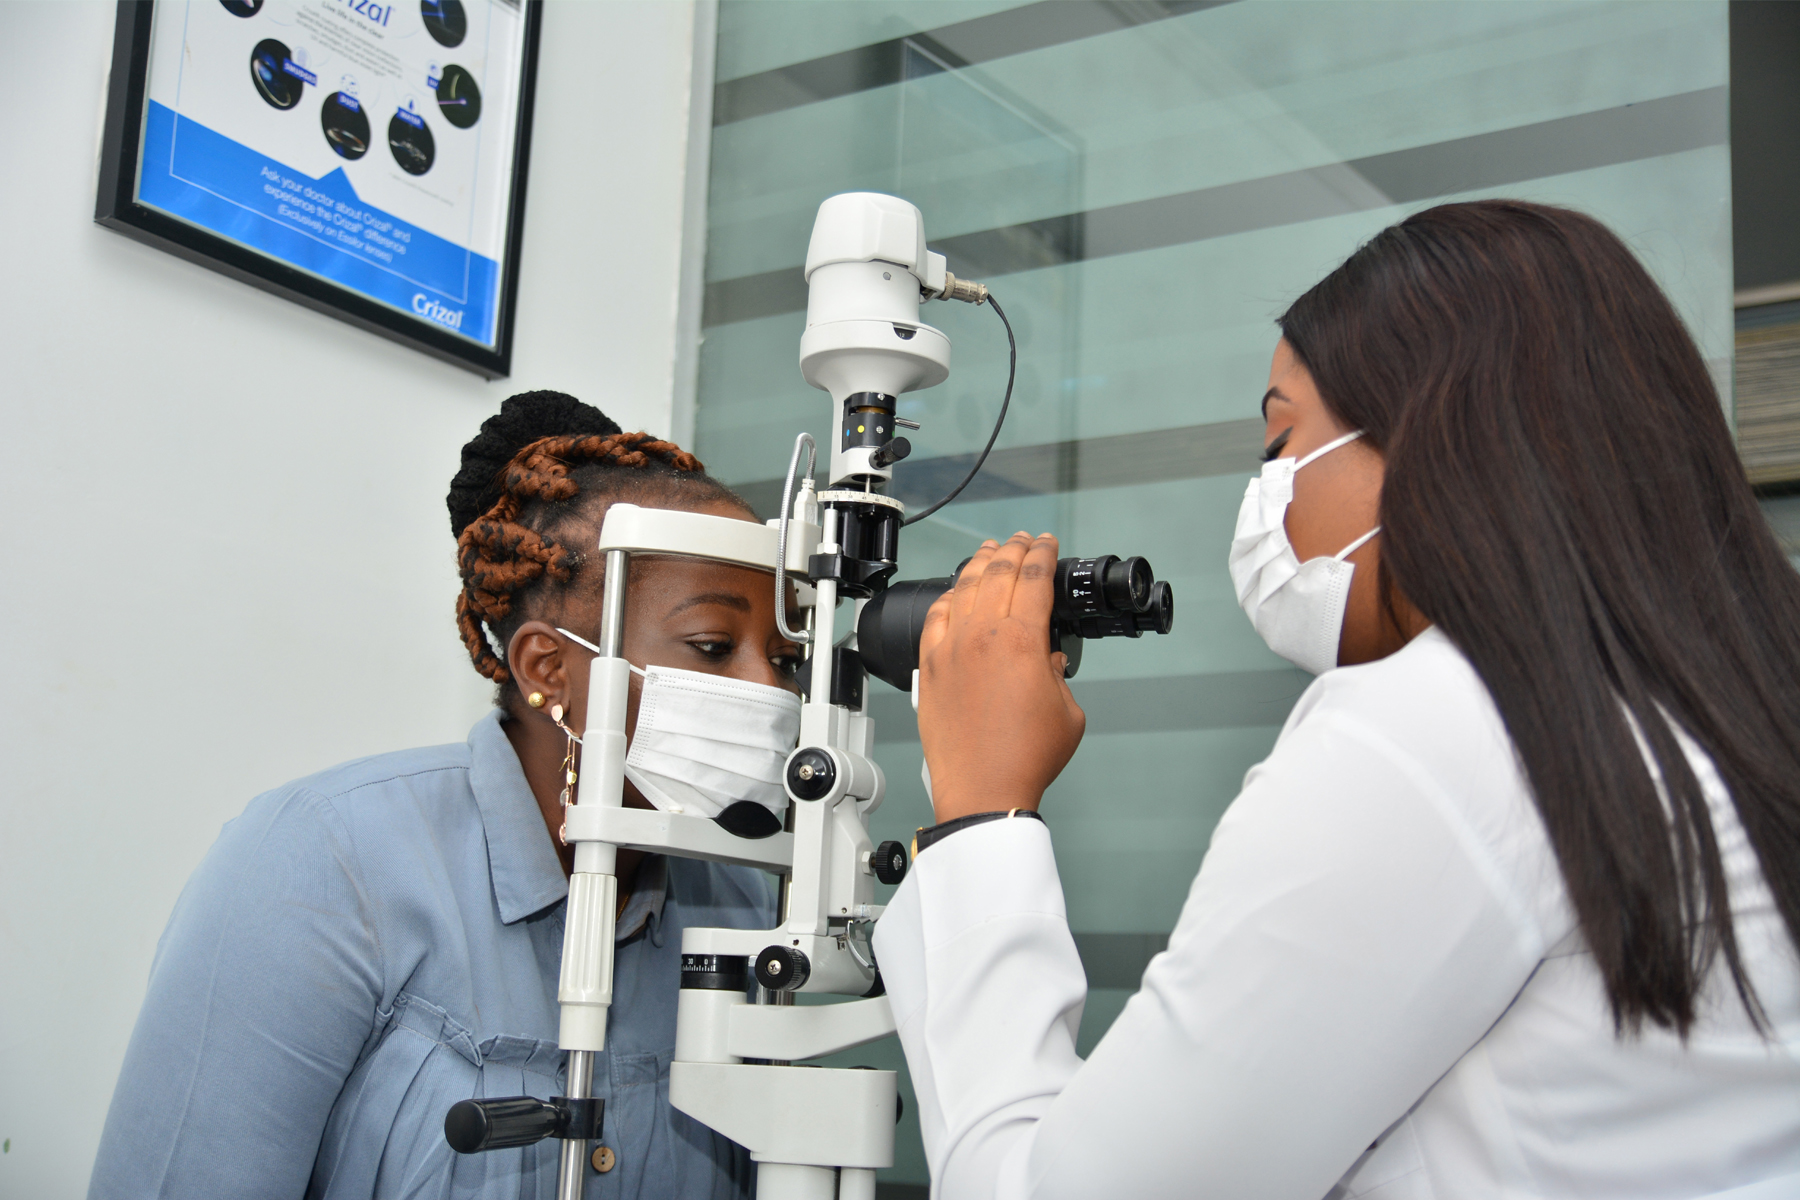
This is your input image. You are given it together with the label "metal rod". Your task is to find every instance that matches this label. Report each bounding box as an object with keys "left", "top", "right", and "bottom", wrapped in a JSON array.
[
  {"left": 755, "top": 1162, "right": 838, "bottom": 1200},
  {"left": 808, "top": 509, "right": 841, "bottom": 708},
  {"left": 600, "top": 549, "right": 629, "bottom": 657},
  {"left": 557, "top": 1049, "right": 594, "bottom": 1199},
  {"left": 776, "top": 432, "right": 816, "bottom": 644},
  {"left": 560, "top": 551, "right": 623, "bottom": 1200}
]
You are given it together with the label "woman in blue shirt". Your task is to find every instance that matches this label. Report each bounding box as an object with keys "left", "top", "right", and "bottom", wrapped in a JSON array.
[{"left": 90, "top": 392, "right": 795, "bottom": 1200}]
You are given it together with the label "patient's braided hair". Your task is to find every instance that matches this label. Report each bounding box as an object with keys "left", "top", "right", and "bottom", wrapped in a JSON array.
[{"left": 449, "top": 391, "right": 749, "bottom": 699}]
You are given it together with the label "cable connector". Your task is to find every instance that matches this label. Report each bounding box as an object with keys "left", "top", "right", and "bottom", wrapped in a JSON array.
[{"left": 931, "top": 271, "right": 988, "bottom": 305}]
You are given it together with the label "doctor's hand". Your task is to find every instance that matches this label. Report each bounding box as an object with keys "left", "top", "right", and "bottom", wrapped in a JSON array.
[{"left": 917, "top": 532, "right": 1087, "bottom": 823}]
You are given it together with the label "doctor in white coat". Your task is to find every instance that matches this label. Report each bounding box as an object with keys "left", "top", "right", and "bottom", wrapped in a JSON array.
[{"left": 872, "top": 199, "right": 1800, "bottom": 1200}]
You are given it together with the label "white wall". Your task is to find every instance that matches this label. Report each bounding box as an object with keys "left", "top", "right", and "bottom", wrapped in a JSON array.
[{"left": 0, "top": 2, "right": 713, "bottom": 1193}]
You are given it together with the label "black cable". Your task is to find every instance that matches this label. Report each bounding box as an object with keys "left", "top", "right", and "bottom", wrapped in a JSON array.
[{"left": 903, "top": 293, "right": 1015, "bottom": 526}]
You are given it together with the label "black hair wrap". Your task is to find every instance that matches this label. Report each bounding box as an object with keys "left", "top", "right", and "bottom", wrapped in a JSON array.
[{"left": 447, "top": 391, "right": 622, "bottom": 537}]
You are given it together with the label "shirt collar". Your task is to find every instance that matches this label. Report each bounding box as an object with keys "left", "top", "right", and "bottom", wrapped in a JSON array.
[
  {"left": 467, "top": 708, "right": 569, "bottom": 923},
  {"left": 616, "top": 853, "right": 669, "bottom": 944}
]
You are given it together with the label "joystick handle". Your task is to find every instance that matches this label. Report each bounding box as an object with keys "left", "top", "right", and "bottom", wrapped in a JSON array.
[{"left": 444, "top": 1096, "right": 605, "bottom": 1154}]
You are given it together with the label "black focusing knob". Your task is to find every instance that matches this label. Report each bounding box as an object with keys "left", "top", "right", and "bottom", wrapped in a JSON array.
[
  {"left": 786, "top": 748, "right": 836, "bottom": 801},
  {"left": 870, "top": 437, "right": 912, "bottom": 469},
  {"left": 754, "top": 945, "right": 812, "bottom": 992},
  {"left": 872, "top": 840, "right": 908, "bottom": 885}
]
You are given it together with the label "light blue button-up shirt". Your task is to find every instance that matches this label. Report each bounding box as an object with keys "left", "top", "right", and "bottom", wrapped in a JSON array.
[{"left": 90, "top": 709, "right": 777, "bottom": 1200}]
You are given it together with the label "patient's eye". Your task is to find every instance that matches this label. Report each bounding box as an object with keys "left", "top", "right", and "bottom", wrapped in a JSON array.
[
  {"left": 771, "top": 652, "right": 801, "bottom": 680},
  {"left": 1262, "top": 427, "right": 1293, "bottom": 462},
  {"left": 690, "top": 638, "right": 733, "bottom": 662}
]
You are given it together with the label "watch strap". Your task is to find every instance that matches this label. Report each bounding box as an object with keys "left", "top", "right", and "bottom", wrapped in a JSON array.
[{"left": 911, "top": 808, "right": 1044, "bottom": 859}]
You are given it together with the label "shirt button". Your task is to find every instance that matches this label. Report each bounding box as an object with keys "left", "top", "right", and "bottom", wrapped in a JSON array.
[{"left": 591, "top": 1145, "right": 616, "bottom": 1174}]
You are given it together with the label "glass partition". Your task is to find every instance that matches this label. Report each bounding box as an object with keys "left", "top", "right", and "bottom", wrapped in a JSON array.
[{"left": 696, "top": 3, "right": 1731, "bottom": 1190}]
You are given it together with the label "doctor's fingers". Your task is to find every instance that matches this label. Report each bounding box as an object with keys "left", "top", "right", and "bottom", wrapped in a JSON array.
[
  {"left": 950, "top": 539, "right": 1001, "bottom": 618},
  {"left": 919, "top": 588, "right": 954, "bottom": 660},
  {"left": 1005, "top": 534, "right": 1060, "bottom": 630},
  {"left": 968, "top": 532, "right": 1039, "bottom": 621}
]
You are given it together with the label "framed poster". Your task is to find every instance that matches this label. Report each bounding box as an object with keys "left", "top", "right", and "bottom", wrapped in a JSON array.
[{"left": 97, "top": 0, "right": 540, "bottom": 377}]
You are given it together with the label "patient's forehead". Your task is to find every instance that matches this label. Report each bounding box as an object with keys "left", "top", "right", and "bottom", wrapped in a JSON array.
[{"left": 626, "top": 554, "right": 774, "bottom": 614}]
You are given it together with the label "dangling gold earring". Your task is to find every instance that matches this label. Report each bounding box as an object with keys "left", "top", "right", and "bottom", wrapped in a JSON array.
[
  {"left": 527, "top": 691, "right": 546, "bottom": 709},
  {"left": 551, "top": 704, "right": 581, "bottom": 844}
]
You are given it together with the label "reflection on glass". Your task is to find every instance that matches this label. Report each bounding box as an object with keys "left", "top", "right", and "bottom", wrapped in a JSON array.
[{"left": 696, "top": 2, "right": 1731, "bottom": 1185}]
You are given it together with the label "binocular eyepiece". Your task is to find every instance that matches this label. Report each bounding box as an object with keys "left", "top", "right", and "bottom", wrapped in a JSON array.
[
  {"left": 857, "top": 555, "right": 1175, "bottom": 692},
  {"left": 1051, "top": 555, "right": 1174, "bottom": 639}
]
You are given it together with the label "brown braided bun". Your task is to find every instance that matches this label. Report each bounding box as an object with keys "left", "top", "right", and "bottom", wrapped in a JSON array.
[
  {"left": 448, "top": 390, "right": 621, "bottom": 538},
  {"left": 450, "top": 393, "right": 748, "bottom": 689}
]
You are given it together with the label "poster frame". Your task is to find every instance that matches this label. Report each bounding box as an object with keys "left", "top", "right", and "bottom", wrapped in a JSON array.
[{"left": 96, "top": 0, "right": 542, "bottom": 379}]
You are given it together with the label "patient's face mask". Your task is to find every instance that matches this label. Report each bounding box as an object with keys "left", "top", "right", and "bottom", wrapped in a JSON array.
[
  {"left": 557, "top": 629, "right": 801, "bottom": 820},
  {"left": 1227, "top": 430, "right": 1380, "bottom": 676}
]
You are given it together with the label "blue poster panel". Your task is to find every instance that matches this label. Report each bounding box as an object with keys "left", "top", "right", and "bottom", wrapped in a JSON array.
[{"left": 104, "top": 0, "right": 534, "bottom": 372}]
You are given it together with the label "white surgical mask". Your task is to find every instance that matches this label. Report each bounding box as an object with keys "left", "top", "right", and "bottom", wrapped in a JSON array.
[
  {"left": 1227, "top": 430, "right": 1380, "bottom": 676},
  {"left": 557, "top": 628, "right": 801, "bottom": 821}
]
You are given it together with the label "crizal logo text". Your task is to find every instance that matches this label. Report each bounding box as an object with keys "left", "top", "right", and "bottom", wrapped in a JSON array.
[
  {"left": 413, "top": 294, "right": 464, "bottom": 330},
  {"left": 338, "top": 0, "right": 392, "bottom": 26}
]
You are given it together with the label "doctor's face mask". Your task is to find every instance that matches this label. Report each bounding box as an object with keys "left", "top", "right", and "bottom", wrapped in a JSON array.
[{"left": 1227, "top": 430, "right": 1381, "bottom": 675}]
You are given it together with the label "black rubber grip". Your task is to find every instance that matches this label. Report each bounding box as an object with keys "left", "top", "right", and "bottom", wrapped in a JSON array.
[{"left": 444, "top": 1096, "right": 566, "bottom": 1153}]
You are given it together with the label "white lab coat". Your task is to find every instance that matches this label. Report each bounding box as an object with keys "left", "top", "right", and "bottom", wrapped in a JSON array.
[{"left": 873, "top": 627, "right": 1800, "bottom": 1199}]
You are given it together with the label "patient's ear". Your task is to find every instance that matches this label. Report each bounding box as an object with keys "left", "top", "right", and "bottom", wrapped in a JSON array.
[{"left": 506, "top": 621, "right": 572, "bottom": 711}]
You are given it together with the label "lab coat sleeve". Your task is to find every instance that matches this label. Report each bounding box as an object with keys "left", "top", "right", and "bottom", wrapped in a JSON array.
[
  {"left": 872, "top": 708, "right": 1548, "bottom": 1200},
  {"left": 88, "top": 787, "right": 384, "bottom": 1200},
  {"left": 875, "top": 816, "right": 1088, "bottom": 1199}
]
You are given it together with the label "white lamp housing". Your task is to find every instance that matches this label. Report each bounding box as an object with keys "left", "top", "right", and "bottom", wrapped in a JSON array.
[{"left": 798, "top": 193, "right": 952, "bottom": 487}]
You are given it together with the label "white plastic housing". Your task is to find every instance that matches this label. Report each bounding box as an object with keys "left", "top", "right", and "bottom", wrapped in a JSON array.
[
  {"left": 798, "top": 193, "right": 954, "bottom": 487},
  {"left": 725, "top": 995, "right": 895, "bottom": 1061},
  {"left": 563, "top": 804, "right": 794, "bottom": 871},
  {"left": 799, "top": 318, "right": 950, "bottom": 404},
  {"left": 758, "top": 1165, "right": 838, "bottom": 1200},
  {"left": 673, "top": 988, "right": 743, "bottom": 1065},
  {"left": 598, "top": 503, "right": 815, "bottom": 575},
  {"left": 682, "top": 926, "right": 873, "bottom": 995},
  {"left": 670, "top": 1061, "right": 896, "bottom": 1169},
  {"left": 805, "top": 261, "right": 926, "bottom": 329},
  {"left": 803, "top": 193, "right": 946, "bottom": 295},
  {"left": 557, "top": 871, "right": 617, "bottom": 1051}
]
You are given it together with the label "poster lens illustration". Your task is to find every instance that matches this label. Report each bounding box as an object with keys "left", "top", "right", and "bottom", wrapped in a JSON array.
[
  {"left": 420, "top": 0, "right": 467, "bottom": 47},
  {"left": 388, "top": 112, "right": 435, "bottom": 174},
  {"left": 219, "top": 0, "right": 263, "bottom": 16},
  {"left": 435, "top": 65, "right": 481, "bottom": 128},
  {"left": 249, "top": 39, "right": 303, "bottom": 110},
  {"left": 321, "top": 93, "right": 370, "bottom": 159}
]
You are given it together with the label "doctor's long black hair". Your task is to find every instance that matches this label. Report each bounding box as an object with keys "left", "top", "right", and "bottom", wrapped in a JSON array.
[{"left": 1280, "top": 199, "right": 1800, "bottom": 1037}]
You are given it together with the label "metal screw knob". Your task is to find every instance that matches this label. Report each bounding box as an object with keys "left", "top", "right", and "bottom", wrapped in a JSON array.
[
  {"left": 755, "top": 945, "right": 811, "bottom": 991},
  {"left": 873, "top": 840, "right": 908, "bottom": 885},
  {"left": 785, "top": 748, "right": 835, "bottom": 801}
]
